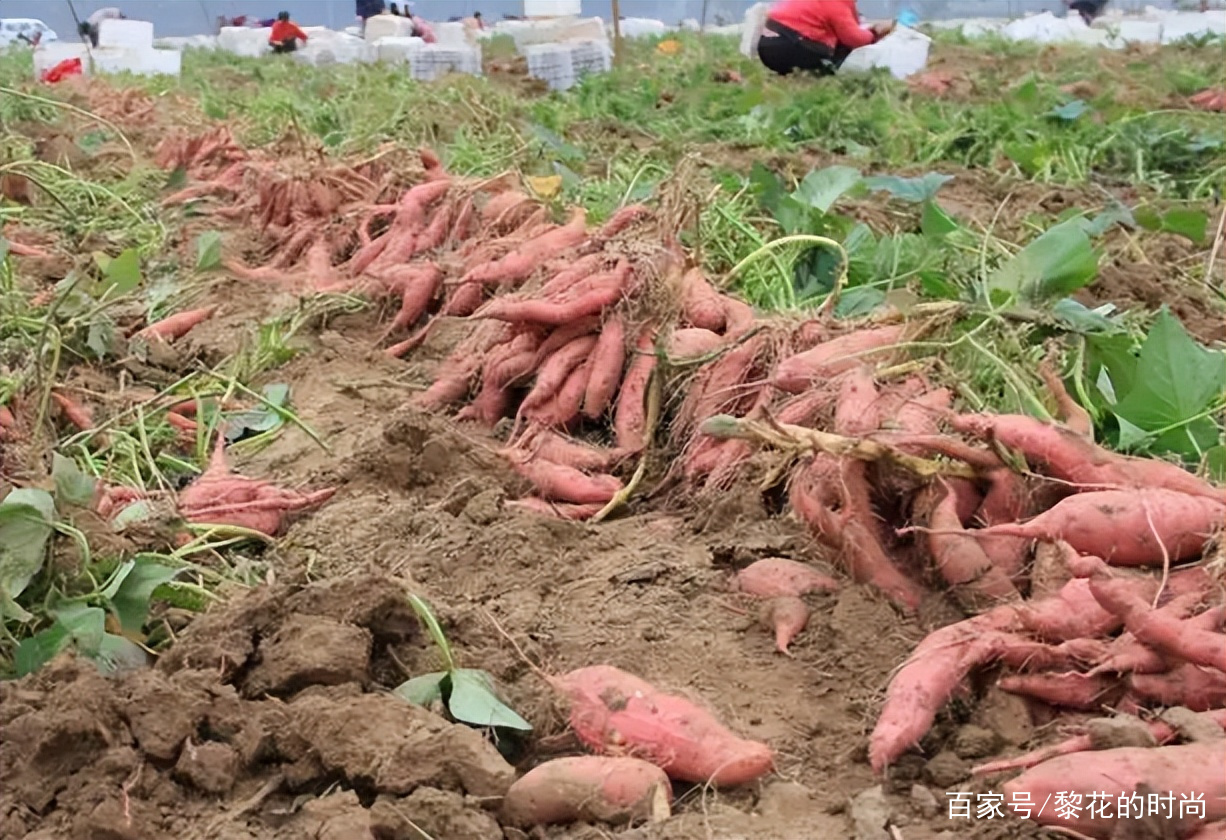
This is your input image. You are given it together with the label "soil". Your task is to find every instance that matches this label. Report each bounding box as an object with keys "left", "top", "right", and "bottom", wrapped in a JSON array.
[{"left": 2, "top": 70, "right": 1220, "bottom": 840}]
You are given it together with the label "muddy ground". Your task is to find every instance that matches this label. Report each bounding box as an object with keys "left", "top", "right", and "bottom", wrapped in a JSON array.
[{"left": 2, "top": 73, "right": 1222, "bottom": 840}]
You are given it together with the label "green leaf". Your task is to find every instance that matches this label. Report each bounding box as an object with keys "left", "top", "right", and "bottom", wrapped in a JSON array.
[
  {"left": 95, "top": 248, "right": 142, "bottom": 298},
  {"left": 921, "top": 201, "right": 960, "bottom": 238},
  {"left": 0, "top": 488, "right": 56, "bottom": 609},
  {"left": 792, "top": 165, "right": 863, "bottom": 214},
  {"left": 195, "top": 231, "right": 223, "bottom": 272},
  {"left": 1046, "top": 99, "right": 1091, "bottom": 121},
  {"left": 448, "top": 669, "right": 532, "bottom": 731},
  {"left": 1051, "top": 299, "right": 1121, "bottom": 334},
  {"left": 109, "top": 559, "right": 180, "bottom": 634},
  {"left": 93, "top": 633, "right": 149, "bottom": 674},
  {"left": 394, "top": 671, "right": 447, "bottom": 706},
  {"left": 1109, "top": 308, "right": 1226, "bottom": 458},
  {"left": 165, "top": 166, "right": 188, "bottom": 191},
  {"left": 54, "top": 603, "right": 107, "bottom": 657},
  {"left": 1203, "top": 446, "right": 1226, "bottom": 482},
  {"left": 223, "top": 383, "right": 291, "bottom": 443},
  {"left": 863, "top": 173, "right": 953, "bottom": 204},
  {"left": 834, "top": 286, "right": 886, "bottom": 318},
  {"left": 1082, "top": 202, "right": 1136, "bottom": 237},
  {"left": 1134, "top": 207, "right": 1209, "bottom": 244},
  {"left": 85, "top": 314, "right": 116, "bottom": 359},
  {"left": 110, "top": 499, "right": 155, "bottom": 531},
  {"left": 1086, "top": 332, "right": 1139, "bottom": 406},
  {"left": 14, "top": 622, "right": 72, "bottom": 676},
  {"left": 987, "top": 220, "right": 1099, "bottom": 305},
  {"left": 52, "top": 453, "right": 97, "bottom": 508}
]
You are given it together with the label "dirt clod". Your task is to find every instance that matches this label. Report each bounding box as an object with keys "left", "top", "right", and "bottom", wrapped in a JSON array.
[
  {"left": 911, "top": 783, "right": 941, "bottom": 818},
  {"left": 924, "top": 750, "right": 970, "bottom": 788},
  {"left": 1087, "top": 715, "right": 1160, "bottom": 750},
  {"left": 849, "top": 785, "right": 892, "bottom": 840},
  {"left": 243, "top": 613, "right": 373, "bottom": 697},
  {"left": 173, "top": 740, "right": 239, "bottom": 795},
  {"left": 952, "top": 724, "right": 1001, "bottom": 760}
]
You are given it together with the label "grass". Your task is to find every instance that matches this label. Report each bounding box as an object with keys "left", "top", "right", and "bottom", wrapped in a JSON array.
[{"left": 0, "top": 26, "right": 1223, "bottom": 675}]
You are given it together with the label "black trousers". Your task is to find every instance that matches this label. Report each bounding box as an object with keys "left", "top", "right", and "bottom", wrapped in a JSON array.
[
  {"left": 271, "top": 39, "right": 298, "bottom": 54},
  {"left": 757, "top": 19, "right": 851, "bottom": 77},
  {"left": 1069, "top": 0, "right": 1109, "bottom": 23}
]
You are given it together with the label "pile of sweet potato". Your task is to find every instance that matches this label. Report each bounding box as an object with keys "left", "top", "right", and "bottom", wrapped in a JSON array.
[{"left": 155, "top": 136, "right": 1226, "bottom": 836}]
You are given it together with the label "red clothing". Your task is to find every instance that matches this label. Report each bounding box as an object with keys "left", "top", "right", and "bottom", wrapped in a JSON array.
[
  {"left": 767, "top": 0, "right": 877, "bottom": 50},
  {"left": 269, "top": 20, "right": 308, "bottom": 44}
]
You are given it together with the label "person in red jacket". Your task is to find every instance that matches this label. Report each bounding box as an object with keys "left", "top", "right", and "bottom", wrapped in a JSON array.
[
  {"left": 757, "top": 0, "right": 895, "bottom": 77},
  {"left": 269, "top": 11, "right": 308, "bottom": 54}
]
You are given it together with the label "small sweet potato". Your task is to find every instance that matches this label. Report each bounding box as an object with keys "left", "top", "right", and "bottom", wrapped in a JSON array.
[
  {"left": 732, "top": 557, "right": 839, "bottom": 599},
  {"left": 759, "top": 596, "right": 809, "bottom": 656}
]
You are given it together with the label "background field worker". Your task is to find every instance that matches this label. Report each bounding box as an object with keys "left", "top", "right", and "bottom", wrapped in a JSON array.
[
  {"left": 756, "top": 0, "right": 894, "bottom": 77},
  {"left": 1067, "top": 0, "right": 1110, "bottom": 25},
  {"left": 78, "top": 7, "right": 124, "bottom": 48},
  {"left": 269, "top": 11, "right": 308, "bottom": 54},
  {"left": 356, "top": 0, "right": 386, "bottom": 30}
]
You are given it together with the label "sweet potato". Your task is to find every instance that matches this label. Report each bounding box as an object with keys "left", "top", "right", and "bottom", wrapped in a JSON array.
[
  {"left": 927, "top": 486, "right": 1021, "bottom": 611},
  {"left": 773, "top": 326, "right": 904, "bottom": 394},
  {"left": 527, "top": 361, "right": 589, "bottom": 428},
  {"left": 833, "top": 366, "right": 882, "bottom": 436},
  {"left": 133, "top": 306, "right": 217, "bottom": 342},
  {"left": 477, "top": 269, "right": 626, "bottom": 325},
  {"left": 582, "top": 315, "right": 627, "bottom": 420},
  {"left": 382, "top": 264, "right": 442, "bottom": 333},
  {"left": 536, "top": 254, "right": 605, "bottom": 300},
  {"left": 597, "top": 204, "right": 651, "bottom": 239},
  {"left": 501, "top": 756, "right": 671, "bottom": 827},
  {"left": 613, "top": 325, "right": 658, "bottom": 452},
  {"left": 502, "top": 449, "right": 622, "bottom": 505},
  {"left": 680, "top": 268, "right": 726, "bottom": 332},
  {"left": 888, "top": 387, "right": 951, "bottom": 436},
  {"left": 952, "top": 413, "right": 1226, "bottom": 502},
  {"left": 1087, "top": 598, "right": 1221, "bottom": 677},
  {"left": 531, "top": 317, "right": 600, "bottom": 367},
  {"left": 1089, "top": 574, "right": 1226, "bottom": 673},
  {"left": 759, "top": 596, "right": 809, "bottom": 655},
  {"left": 1000, "top": 671, "right": 1126, "bottom": 710},
  {"left": 455, "top": 382, "right": 511, "bottom": 426},
  {"left": 520, "top": 336, "right": 599, "bottom": 417},
  {"left": 722, "top": 297, "right": 756, "bottom": 338},
  {"left": 667, "top": 328, "right": 725, "bottom": 359},
  {"left": 954, "top": 488, "right": 1226, "bottom": 566},
  {"left": 439, "top": 280, "right": 484, "bottom": 317},
  {"left": 461, "top": 208, "right": 587, "bottom": 286},
  {"left": 1001, "top": 741, "right": 1226, "bottom": 839},
  {"left": 522, "top": 428, "right": 625, "bottom": 473},
  {"left": 554, "top": 665, "right": 774, "bottom": 786},
  {"left": 50, "top": 391, "right": 93, "bottom": 431},
  {"left": 1130, "top": 664, "right": 1226, "bottom": 712},
  {"left": 353, "top": 178, "right": 451, "bottom": 275},
  {"left": 505, "top": 497, "right": 605, "bottom": 520},
  {"left": 732, "top": 557, "right": 840, "bottom": 599}
]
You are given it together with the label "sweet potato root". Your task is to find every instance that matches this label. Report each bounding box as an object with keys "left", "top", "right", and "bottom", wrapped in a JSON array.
[
  {"left": 582, "top": 315, "right": 627, "bottom": 420},
  {"left": 461, "top": 207, "right": 587, "bottom": 286},
  {"left": 1001, "top": 741, "right": 1226, "bottom": 838},
  {"left": 773, "top": 326, "right": 904, "bottom": 394},
  {"left": 51, "top": 391, "right": 94, "bottom": 431},
  {"left": 759, "top": 596, "right": 809, "bottom": 656},
  {"left": 554, "top": 665, "right": 774, "bottom": 786},
  {"left": 680, "top": 268, "right": 726, "bottom": 332},
  {"left": 1130, "top": 664, "right": 1226, "bottom": 712},
  {"left": 613, "top": 325, "right": 658, "bottom": 452},
  {"left": 732, "top": 557, "right": 840, "bottom": 599},
  {"left": 926, "top": 484, "right": 1021, "bottom": 611},
  {"left": 943, "top": 488, "right": 1225, "bottom": 566},
  {"left": 1089, "top": 574, "right": 1226, "bottom": 673},
  {"left": 667, "top": 328, "right": 725, "bottom": 359},
  {"left": 502, "top": 756, "right": 671, "bottom": 827},
  {"left": 133, "top": 306, "right": 217, "bottom": 342},
  {"left": 501, "top": 448, "right": 622, "bottom": 505}
]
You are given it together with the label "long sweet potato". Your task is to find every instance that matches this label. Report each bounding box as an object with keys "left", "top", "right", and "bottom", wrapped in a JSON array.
[
  {"left": 582, "top": 315, "right": 627, "bottom": 420},
  {"left": 502, "top": 756, "right": 671, "bottom": 827},
  {"left": 502, "top": 449, "right": 622, "bottom": 505},
  {"left": 1130, "top": 664, "right": 1226, "bottom": 712},
  {"left": 522, "top": 428, "right": 625, "bottom": 472},
  {"left": 1089, "top": 574, "right": 1226, "bottom": 673},
  {"left": 461, "top": 208, "right": 587, "bottom": 286},
  {"left": 926, "top": 486, "right": 1021, "bottom": 611},
  {"left": 1001, "top": 741, "right": 1226, "bottom": 839},
  {"left": 953, "top": 488, "right": 1226, "bottom": 566},
  {"left": 667, "top": 328, "right": 725, "bottom": 359},
  {"left": 133, "top": 306, "right": 217, "bottom": 342},
  {"left": 613, "top": 325, "right": 658, "bottom": 452},
  {"left": 520, "top": 336, "right": 599, "bottom": 417},
  {"left": 476, "top": 268, "right": 626, "bottom": 325},
  {"left": 773, "top": 326, "right": 904, "bottom": 394},
  {"left": 680, "top": 268, "right": 726, "bottom": 332}
]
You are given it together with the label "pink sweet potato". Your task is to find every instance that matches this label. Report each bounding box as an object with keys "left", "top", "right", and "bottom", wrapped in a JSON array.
[
  {"left": 554, "top": 665, "right": 774, "bottom": 786},
  {"left": 1130, "top": 664, "right": 1226, "bottom": 712},
  {"left": 613, "top": 325, "right": 658, "bottom": 452},
  {"left": 955, "top": 488, "right": 1226, "bottom": 566},
  {"left": 759, "top": 596, "right": 809, "bottom": 656},
  {"left": 998, "top": 672, "right": 1122, "bottom": 710},
  {"left": 505, "top": 496, "right": 605, "bottom": 520},
  {"left": 383, "top": 264, "right": 442, "bottom": 333},
  {"left": 732, "top": 557, "right": 840, "bottom": 599},
  {"left": 582, "top": 315, "right": 627, "bottom": 420},
  {"left": 1088, "top": 599, "right": 1221, "bottom": 677},
  {"left": 833, "top": 366, "right": 882, "bottom": 436},
  {"left": 680, "top": 268, "right": 726, "bottom": 332},
  {"left": 133, "top": 306, "right": 217, "bottom": 342},
  {"left": 927, "top": 486, "right": 1021, "bottom": 611},
  {"left": 502, "top": 449, "right": 622, "bottom": 505},
  {"left": 1089, "top": 574, "right": 1226, "bottom": 673},
  {"left": 520, "top": 336, "right": 599, "bottom": 416},
  {"left": 501, "top": 756, "right": 671, "bottom": 827},
  {"left": 667, "top": 327, "right": 725, "bottom": 359},
  {"left": 476, "top": 269, "right": 625, "bottom": 325},
  {"left": 1001, "top": 741, "right": 1226, "bottom": 839},
  {"left": 522, "top": 428, "right": 625, "bottom": 472},
  {"left": 773, "top": 326, "right": 904, "bottom": 394},
  {"left": 461, "top": 207, "right": 587, "bottom": 286}
]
